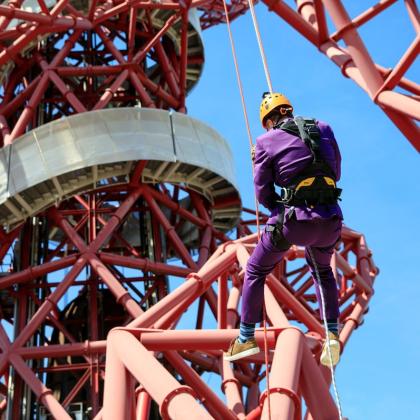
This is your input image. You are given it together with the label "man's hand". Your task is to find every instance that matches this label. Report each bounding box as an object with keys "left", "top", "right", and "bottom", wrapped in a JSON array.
[{"left": 251, "top": 145, "right": 256, "bottom": 161}]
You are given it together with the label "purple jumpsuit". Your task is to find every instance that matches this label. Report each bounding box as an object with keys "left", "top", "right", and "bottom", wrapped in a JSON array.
[{"left": 241, "top": 119, "right": 343, "bottom": 324}]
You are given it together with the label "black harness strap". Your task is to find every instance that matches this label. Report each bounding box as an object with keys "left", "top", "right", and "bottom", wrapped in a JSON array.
[
  {"left": 266, "top": 206, "right": 292, "bottom": 251},
  {"left": 275, "top": 117, "right": 342, "bottom": 207}
]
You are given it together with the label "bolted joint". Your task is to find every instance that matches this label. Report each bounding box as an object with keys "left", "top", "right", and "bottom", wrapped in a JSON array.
[
  {"left": 221, "top": 377, "right": 240, "bottom": 394},
  {"left": 221, "top": 240, "right": 234, "bottom": 253},
  {"left": 37, "top": 387, "right": 53, "bottom": 402},
  {"left": 296, "top": 0, "right": 314, "bottom": 15},
  {"left": 116, "top": 291, "right": 133, "bottom": 306},
  {"left": 186, "top": 273, "right": 204, "bottom": 289},
  {"left": 160, "top": 385, "right": 197, "bottom": 420},
  {"left": 259, "top": 386, "right": 301, "bottom": 417},
  {"left": 344, "top": 315, "right": 362, "bottom": 329}
]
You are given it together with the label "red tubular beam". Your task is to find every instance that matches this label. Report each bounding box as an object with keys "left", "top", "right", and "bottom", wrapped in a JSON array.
[
  {"left": 262, "top": 0, "right": 318, "bottom": 45},
  {"left": 332, "top": 0, "right": 398, "bottom": 39},
  {"left": 181, "top": 351, "right": 253, "bottom": 387},
  {"left": 0, "top": 114, "right": 11, "bottom": 144},
  {"left": 218, "top": 275, "right": 228, "bottom": 329},
  {"left": 151, "top": 187, "right": 206, "bottom": 227},
  {"left": 88, "top": 254, "right": 143, "bottom": 318},
  {"left": 246, "top": 383, "right": 261, "bottom": 414},
  {"left": 0, "top": 256, "right": 87, "bottom": 377},
  {"left": 376, "top": 90, "right": 420, "bottom": 121},
  {"left": 261, "top": 329, "right": 303, "bottom": 419},
  {"left": 93, "top": 69, "right": 129, "bottom": 109},
  {"left": 323, "top": 0, "right": 383, "bottom": 97},
  {"left": 128, "top": 70, "right": 156, "bottom": 107},
  {"left": 340, "top": 293, "right": 369, "bottom": 348},
  {"left": 102, "top": 336, "right": 129, "bottom": 420},
  {"left": 104, "top": 330, "right": 212, "bottom": 420},
  {"left": 133, "top": 69, "right": 180, "bottom": 108},
  {"left": 1, "top": 28, "right": 80, "bottom": 118},
  {"left": 300, "top": 343, "right": 339, "bottom": 419},
  {"left": 56, "top": 65, "right": 125, "bottom": 77},
  {"left": 99, "top": 252, "right": 192, "bottom": 277},
  {"left": 264, "top": 0, "right": 419, "bottom": 150},
  {"left": 155, "top": 40, "right": 181, "bottom": 98},
  {"left": 226, "top": 284, "right": 241, "bottom": 328},
  {"left": 313, "top": 0, "right": 328, "bottom": 42},
  {"left": 9, "top": 354, "right": 71, "bottom": 419},
  {"left": 179, "top": 10, "right": 189, "bottom": 111},
  {"left": 18, "top": 340, "right": 107, "bottom": 359},
  {"left": 90, "top": 187, "right": 143, "bottom": 251},
  {"left": 405, "top": 0, "right": 420, "bottom": 33},
  {"left": 144, "top": 188, "right": 196, "bottom": 268},
  {"left": 137, "top": 329, "right": 277, "bottom": 351},
  {"left": 165, "top": 351, "right": 237, "bottom": 420},
  {"left": 127, "top": 276, "right": 201, "bottom": 328},
  {"left": 62, "top": 369, "right": 90, "bottom": 409},
  {"left": 266, "top": 273, "right": 323, "bottom": 334},
  {"left": 264, "top": 285, "right": 290, "bottom": 327},
  {"left": 127, "top": 243, "right": 235, "bottom": 328},
  {"left": 9, "top": 72, "right": 50, "bottom": 141},
  {"left": 335, "top": 252, "right": 373, "bottom": 294},
  {"left": 197, "top": 225, "right": 212, "bottom": 267},
  {"left": 220, "top": 357, "right": 246, "bottom": 418},
  {"left": 45, "top": 70, "right": 87, "bottom": 113},
  {"left": 0, "top": 25, "right": 43, "bottom": 68},
  {"left": 0, "top": 254, "right": 78, "bottom": 289},
  {"left": 136, "top": 389, "right": 152, "bottom": 420}
]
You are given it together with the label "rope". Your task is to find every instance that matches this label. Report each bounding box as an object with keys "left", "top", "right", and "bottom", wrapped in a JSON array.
[
  {"left": 223, "top": 2, "right": 344, "bottom": 419},
  {"left": 246, "top": 0, "right": 273, "bottom": 93},
  {"left": 307, "top": 246, "right": 344, "bottom": 420},
  {"left": 220, "top": 0, "right": 260, "bottom": 237},
  {"left": 221, "top": 2, "right": 271, "bottom": 419},
  {"left": 244, "top": 1, "right": 345, "bottom": 416}
]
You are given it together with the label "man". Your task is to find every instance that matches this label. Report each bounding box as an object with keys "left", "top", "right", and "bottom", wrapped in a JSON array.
[{"left": 224, "top": 92, "right": 343, "bottom": 365}]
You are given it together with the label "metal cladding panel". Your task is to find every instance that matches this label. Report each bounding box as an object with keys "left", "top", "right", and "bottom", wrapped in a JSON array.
[
  {"left": 5, "top": 108, "right": 176, "bottom": 199},
  {"left": 0, "top": 148, "right": 9, "bottom": 203},
  {"left": 0, "top": 109, "right": 240, "bottom": 219},
  {"left": 171, "top": 112, "right": 237, "bottom": 189}
]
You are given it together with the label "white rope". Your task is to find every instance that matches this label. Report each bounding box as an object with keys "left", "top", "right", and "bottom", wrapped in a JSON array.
[
  {"left": 308, "top": 246, "right": 344, "bottom": 420},
  {"left": 246, "top": 0, "right": 273, "bottom": 93},
  {"left": 236, "top": 1, "right": 345, "bottom": 416}
]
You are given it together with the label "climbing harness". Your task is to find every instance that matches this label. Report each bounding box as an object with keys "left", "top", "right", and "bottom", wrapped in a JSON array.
[
  {"left": 276, "top": 117, "right": 343, "bottom": 207},
  {"left": 222, "top": 0, "right": 344, "bottom": 418}
]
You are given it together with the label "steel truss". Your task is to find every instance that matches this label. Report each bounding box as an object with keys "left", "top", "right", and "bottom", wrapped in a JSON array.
[
  {"left": 261, "top": 0, "right": 420, "bottom": 150},
  {"left": 0, "top": 0, "right": 404, "bottom": 418},
  {"left": 0, "top": 1, "right": 417, "bottom": 149},
  {"left": 0, "top": 179, "right": 377, "bottom": 418}
]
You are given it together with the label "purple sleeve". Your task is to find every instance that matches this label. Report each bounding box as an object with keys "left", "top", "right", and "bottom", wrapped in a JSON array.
[{"left": 253, "top": 139, "right": 281, "bottom": 210}]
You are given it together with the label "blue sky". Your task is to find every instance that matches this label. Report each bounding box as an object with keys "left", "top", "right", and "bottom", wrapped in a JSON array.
[{"left": 186, "top": 2, "right": 419, "bottom": 419}]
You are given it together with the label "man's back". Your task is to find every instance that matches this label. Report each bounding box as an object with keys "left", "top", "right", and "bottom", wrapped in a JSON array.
[{"left": 253, "top": 118, "right": 343, "bottom": 222}]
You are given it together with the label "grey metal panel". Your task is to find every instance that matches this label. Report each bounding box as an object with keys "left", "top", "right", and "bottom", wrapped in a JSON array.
[
  {"left": 171, "top": 112, "right": 237, "bottom": 188},
  {"left": 0, "top": 147, "right": 9, "bottom": 204},
  {"left": 6, "top": 108, "right": 175, "bottom": 199},
  {"left": 0, "top": 108, "right": 241, "bottom": 230}
]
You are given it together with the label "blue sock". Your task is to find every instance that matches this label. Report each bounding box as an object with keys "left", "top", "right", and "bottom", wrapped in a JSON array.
[
  {"left": 327, "top": 318, "right": 339, "bottom": 335},
  {"left": 239, "top": 322, "right": 256, "bottom": 343}
]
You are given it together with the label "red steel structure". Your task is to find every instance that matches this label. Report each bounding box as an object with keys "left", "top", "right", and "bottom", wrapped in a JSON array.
[{"left": 0, "top": 0, "right": 415, "bottom": 419}]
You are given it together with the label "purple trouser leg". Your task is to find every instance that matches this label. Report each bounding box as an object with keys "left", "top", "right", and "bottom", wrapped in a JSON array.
[{"left": 241, "top": 216, "right": 342, "bottom": 324}]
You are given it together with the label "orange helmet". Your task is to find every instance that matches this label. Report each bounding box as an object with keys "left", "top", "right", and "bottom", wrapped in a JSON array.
[{"left": 259, "top": 92, "right": 293, "bottom": 127}]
